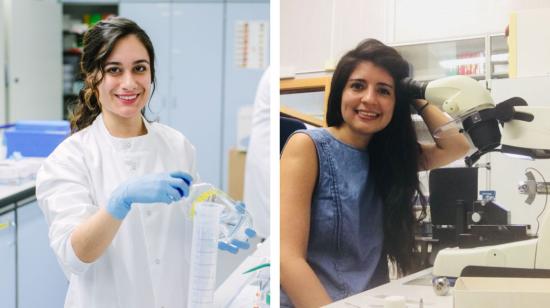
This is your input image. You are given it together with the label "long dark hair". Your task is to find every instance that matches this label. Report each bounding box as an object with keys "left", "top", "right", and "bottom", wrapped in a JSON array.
[
  {"left": 327, "top": 39, "right": 427, "bottom": 274},
  {"left": 69, "top": 17, "right": 156, "bottom": 133}
]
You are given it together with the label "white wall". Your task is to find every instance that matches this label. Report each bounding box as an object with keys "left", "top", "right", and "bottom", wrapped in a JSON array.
[
  {"left": 0, "top": 0, "right": 5, "bottom": 124},
  {"left": 281, "top": 0, "right": 388, "bottom": 74},
  {"left": 280, "top": 0, "right": 333, "bottom": 74},
  {"left": 515, "top": 8, "right": 550, "bottom": 77},
  {"left": 392, "top": 0, "right": 545, "bottom": 43},
  {"left": 281, "top": 0, "right": 550, "bottom": 74}
]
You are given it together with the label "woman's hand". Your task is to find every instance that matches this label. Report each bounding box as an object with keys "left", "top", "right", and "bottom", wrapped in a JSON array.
[
  {"left": 415, "top": 99, "right": 471, "bottom": 170},
  {"left": 107, "top": 171, "right": 193, "bottom": 220}
]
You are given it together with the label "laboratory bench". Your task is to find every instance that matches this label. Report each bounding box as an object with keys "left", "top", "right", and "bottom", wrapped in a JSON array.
[
  {"left": 324, "top": 267, "right": 452, "bottom": 308},
  {"left": 0, "top": 180, "right": 68, "bottom": 308}
]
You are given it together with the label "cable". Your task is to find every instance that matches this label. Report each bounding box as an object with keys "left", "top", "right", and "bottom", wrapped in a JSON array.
[
  {"left": 526, "top": 167, "right": 548, "bottom": 236},
  {"left": 465, "top": 149, "right": 501, "bottom": 167},
  {"left": 525, "top": 167, "right": 548, "bottom": 268}
]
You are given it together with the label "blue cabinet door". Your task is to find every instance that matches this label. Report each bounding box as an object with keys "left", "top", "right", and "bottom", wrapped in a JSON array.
[
  {"left": 120, "top": 2, "right": 269, "bottom": 190},
  {"left": 0, "top": 210, "right": 16, "bottom": 308},
  {"left": 121, "top": 2, "right": 225, "bottom": 187},
  {"left": 170, "top": 2, "right": 224, "bottom": 187},
  {"left": 119, "top": 3, "right": 172, "bottom": 125},
  {"left": 17, "top": 201, "right": 67, "bottom": 308}
]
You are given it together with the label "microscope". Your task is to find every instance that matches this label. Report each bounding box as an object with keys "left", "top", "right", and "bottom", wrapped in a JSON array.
[{"left": 402, "top": 75, "right": 550, "bottom": 279}]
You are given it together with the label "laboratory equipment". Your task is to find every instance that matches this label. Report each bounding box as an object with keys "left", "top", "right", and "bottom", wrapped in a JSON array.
[
  {"left": 402, "top": 76, "right": 550, "bottom": 166},
  {"left": 383, "top": 295, "right": 406, "bottom": 308},
  {"left": 518, "top": 170, "right": 550, "bottom": 205},
  {"left": 402, "top": 75, "right": 550, "bottom": 281},
  {"left": 214, "top": 238, "right": 270, "bottom": 308},
  {"left": 429, "top": 167, "right": 478, "bottom": 247},
  {"left": 247, "top": 261, "right": 270, "bottom": 308},
  {"left": 4, "top": 121, "right": 70, "bottom": 158},
  {"left": 431, "top": 277, "right": 450, "bottom": 296},
  {"left": 429, "top": 167, "right": 530, "bottom": 249},
  {"left": 0, "top": 157, "right": 43, "bottom": 185},
  {"left": 187, "top": 183, "right": 256, "bottom": 253},
  {"left": 187, "top": 202, "right": 222, "bottom": 308}
]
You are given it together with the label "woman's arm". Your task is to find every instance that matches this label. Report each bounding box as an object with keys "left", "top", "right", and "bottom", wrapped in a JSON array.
[
  {"left": 72, "top": 171, "right": 192, "bottom": 263},
  {"left": 71, "top": 209, "right": 123, "bottom": 263},
  {"left": 414, "top": 99, "right": 470, "bottom": 171},
  {"left": 280, "top": 133, "right": 333, "bottom": 307}
]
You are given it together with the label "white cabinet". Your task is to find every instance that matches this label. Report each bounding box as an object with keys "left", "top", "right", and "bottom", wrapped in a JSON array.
[
  {"left": 17, "top": 201, "right": 68, "bottom": 308},
  {"left": 4, "top": 0, "right": 62, "bottom": 121},
  {"left": 281, "top": 0, "right": 387, "bottom": 74},
  {"left": 0, "top": 209, "right": 16, "bottom": 308},
  {"left": 393, "top": 35, "right": 508, "bottom": 82},
  {"left": 0, "top": 197, "right": 68, "bottom": 308},
  {"left": 281, "top": 0, "right": 550, "bottom": 74},
  {"left": 392, "top": 0, "right": 550, "bottom": 43},
  {"left": 120, "top": 2, "right": 224, "bottom": 188}
]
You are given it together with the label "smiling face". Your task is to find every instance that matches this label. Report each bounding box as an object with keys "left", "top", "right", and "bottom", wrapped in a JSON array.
[
  {"left": 339, "top": 61, "right": 396, "bottom": 144},
  {"left": 97, "top": 34, "right": 152, "bottom": 124}
]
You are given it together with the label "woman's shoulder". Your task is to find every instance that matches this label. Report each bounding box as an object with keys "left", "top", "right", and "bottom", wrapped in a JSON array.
[
  {"left": 283, "top": 129, "right": 318, "bottom": 158},
  {"left": 48, "top": 127, "right": 91, "bottom": 160},
  {"left": 148, "top": 121, "right": 196, "bottom": 152},
  {"left": 289, "top": 127, "right": 328, "bottom": 144},
  {"left": 39, "top": 128, "right": 91, "bottom": 180}
]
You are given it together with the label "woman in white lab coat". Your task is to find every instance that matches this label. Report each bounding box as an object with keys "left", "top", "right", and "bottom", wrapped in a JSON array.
[{"left": 36, "top": 17, "right": 197, "bottom": 308}]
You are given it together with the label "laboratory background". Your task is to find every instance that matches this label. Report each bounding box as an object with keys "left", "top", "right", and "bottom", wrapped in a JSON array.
[
  {"left": 0, "top": 0, "right": 269, "bottom": 307},
  {"left": 281, "top": 0, "right": 550, "bottom": 307}
]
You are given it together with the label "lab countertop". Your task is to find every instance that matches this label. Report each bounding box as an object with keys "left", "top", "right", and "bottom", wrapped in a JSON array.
[
  {"left": 324, "top": 267, "right": 453, "bottom": 308},
  {"left": 0, "top": 181, "right": 36, "bottom": 214}
]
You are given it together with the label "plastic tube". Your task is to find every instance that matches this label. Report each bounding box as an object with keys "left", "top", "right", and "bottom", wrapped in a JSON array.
[
  {"left": 187, "top": 202, "right": 222, "bottom": 308},
  {"left": 187, "top": 183, "right": 256, "bottom": 252}
]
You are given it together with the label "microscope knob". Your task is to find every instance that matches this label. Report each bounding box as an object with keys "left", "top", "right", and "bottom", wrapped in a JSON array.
[
  {"left": 432, "top": 276, "right": 450, "bottom": 296},
  {"left": 471, "top": 212, "right": 482, "bottom": 223},
  {"left": 442, "top": 100, "right": 458, "bottom": 114}
]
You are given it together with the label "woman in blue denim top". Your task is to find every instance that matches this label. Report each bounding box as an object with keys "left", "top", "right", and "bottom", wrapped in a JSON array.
[{"left": 280, "top": 39, "right": 471, "bottom": 307}]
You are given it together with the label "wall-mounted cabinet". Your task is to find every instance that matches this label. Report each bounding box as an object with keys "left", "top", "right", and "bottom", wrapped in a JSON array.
[
  {"left": 4, "top": 0, "right": 62, "bottom": 122},
  {"left": 392, "top": 34, "right": 508, "bottom": 82},
  {"left": 120, "top": 1, "right": 269, "bottom": 191}
]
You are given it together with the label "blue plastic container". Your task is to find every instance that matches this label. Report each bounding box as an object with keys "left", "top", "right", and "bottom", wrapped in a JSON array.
[{"left": 4, "top": 121, "right": 70, "bottom": 157}]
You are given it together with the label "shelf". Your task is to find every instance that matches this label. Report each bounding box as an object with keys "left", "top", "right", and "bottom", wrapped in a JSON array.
[
  {"left": 280, "top": 106, "right": 324, "bottom": 127},
  {"left": 280, "top": 76, "right": 331, "bottom": 127},
  {"left": 62, "top": 3, "right": 118, "bottom": 119},
  {"left": 393, "top": 35, "right": 509, "bottom": 82}
]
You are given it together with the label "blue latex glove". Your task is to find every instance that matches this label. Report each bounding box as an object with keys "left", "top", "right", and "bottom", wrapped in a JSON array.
[
  {"left": 217, "top": 201, "right": 256, "bottom": 254},
  {"left": 107, "top": 171, "right": 193, "bottom": 220}
]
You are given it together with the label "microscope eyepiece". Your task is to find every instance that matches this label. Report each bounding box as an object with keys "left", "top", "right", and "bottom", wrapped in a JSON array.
[{"left": 400, "top": 77, "right": 428, "bottom": 99}]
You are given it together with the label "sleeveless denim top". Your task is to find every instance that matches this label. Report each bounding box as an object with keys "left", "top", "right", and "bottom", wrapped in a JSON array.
[{"left": 281, "top": 128, "right": 387, "bottom": 307}]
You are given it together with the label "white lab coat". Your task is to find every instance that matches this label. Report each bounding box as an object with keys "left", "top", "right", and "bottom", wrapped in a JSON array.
[
  {"left": 36, "top": 114, "right": 197, "bottom": 308},
  {"left": 243, "top": 67, "right": 270, "bottom": 238}
]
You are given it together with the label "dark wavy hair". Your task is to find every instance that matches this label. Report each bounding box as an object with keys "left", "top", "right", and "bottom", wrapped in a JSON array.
[
  {"left": 69, "top": 17, "right": 156, "bottom": 133},
  {"left": 326, "top": 39, "right": 427, "bottom": 274}
]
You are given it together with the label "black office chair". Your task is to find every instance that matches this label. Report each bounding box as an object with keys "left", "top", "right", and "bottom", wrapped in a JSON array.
[{"left": 280, "top": 116, "right": 306, "bottom": 153}]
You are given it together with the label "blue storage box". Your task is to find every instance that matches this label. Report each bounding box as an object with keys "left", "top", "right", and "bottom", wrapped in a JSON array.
[{"left": 4, "top": 121, "right": 70, "bottom": 158}]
